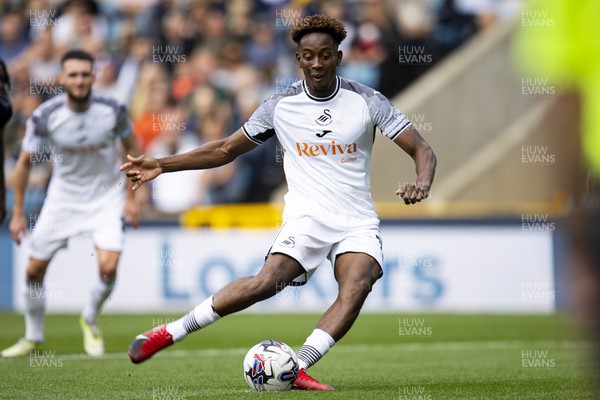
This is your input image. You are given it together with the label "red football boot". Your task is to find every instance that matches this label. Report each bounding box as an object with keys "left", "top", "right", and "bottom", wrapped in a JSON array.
[
  {"left": 293, "top": 368, "right": 335, "bottom": 390},
  {"left": 128, "top": 325, "right": 174, "bottom": 364}
]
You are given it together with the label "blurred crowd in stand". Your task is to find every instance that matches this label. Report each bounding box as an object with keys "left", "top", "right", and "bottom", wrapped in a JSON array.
[{"left": 0, "top": 0, "right": 520, "bottom": 216}]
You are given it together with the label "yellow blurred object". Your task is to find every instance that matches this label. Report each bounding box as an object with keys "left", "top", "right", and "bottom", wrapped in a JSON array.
[
  {"left": 179, "top": 200, "right": 567, "bottom": 228},
  {"left": 514, "top": 0, "right": 600, "bottom": 175},
  {"left": 181, "top": 204, "right": 284, "bottom": 229}
]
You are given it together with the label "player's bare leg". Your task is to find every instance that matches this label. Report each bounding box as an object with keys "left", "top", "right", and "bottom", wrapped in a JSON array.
[
  {"left": 80, "top": 249, "right": 119, "bottom": 356},
  {"left": 128, "top": 254, "right": 304, "bottom": 364},
  {"left": 314, "top": 253, "right": 380, "bottom": 340},
  {"left": 1, "top": 258, "right": 50, "bottom": 357},
  {"left": 212, "top": 253, "right": 305, "bottom": 315},
  {"left": 294, "top": 252, "right": 381, "bottom": 390}
]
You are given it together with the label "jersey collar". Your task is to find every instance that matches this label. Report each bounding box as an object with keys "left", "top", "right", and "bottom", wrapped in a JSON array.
[{"left": 302, "top": 76, "right": 340, "bottom": 102}]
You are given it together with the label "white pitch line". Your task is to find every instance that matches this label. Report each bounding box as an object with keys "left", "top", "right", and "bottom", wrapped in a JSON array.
[{"left": 0, "top": 340, "right": 593, "bottom": 363}]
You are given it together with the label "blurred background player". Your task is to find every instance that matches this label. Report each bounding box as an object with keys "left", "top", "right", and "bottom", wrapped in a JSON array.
[
  {"left": 121, "top": 15, "right": 436, "bottom": 390},
  {"left": 515, "top": 0, "right": 600, "bottom": 385},
  {"left": 1, "top": 50, "right": 140, "bottom": 358},
  {"left": 0, "top": 58, "right": 12, "bottom": 224}
]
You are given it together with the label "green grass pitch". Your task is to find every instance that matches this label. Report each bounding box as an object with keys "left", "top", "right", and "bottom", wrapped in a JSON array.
[{"left": 0, "top": 313, "right": 596, "bottom": 399}]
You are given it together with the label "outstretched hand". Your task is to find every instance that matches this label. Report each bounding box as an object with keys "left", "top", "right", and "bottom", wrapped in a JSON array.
[
  {"left": 9, "top": 212, "right": 26, "bottom": 245},
  {"left": 396, "top": 183, "right": 430, "bottom": 205},
  {"left": 120, "top": 154, "right": 162, "bottom": 191}
]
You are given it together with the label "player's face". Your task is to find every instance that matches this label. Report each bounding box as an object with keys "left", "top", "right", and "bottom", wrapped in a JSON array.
[
  {"left": 296, "top": 32, "right": 342, "bottom": 98},
  {"left": 60, "top": 59, "right": 95, "bottom": 104}
]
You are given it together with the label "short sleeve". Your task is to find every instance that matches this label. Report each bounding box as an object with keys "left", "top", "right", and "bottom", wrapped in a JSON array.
[
  {"left": 22, "top": 109, "right": 49, "bottom": 154},
  {"left": 368, "top": 91, "right": 412, "bottom": 141},
  {"left": 115, "top": 103, "right": 133, "bottom": 140},
  {"left": 242, "top": 95, "right": 278, "bottom": 145}
]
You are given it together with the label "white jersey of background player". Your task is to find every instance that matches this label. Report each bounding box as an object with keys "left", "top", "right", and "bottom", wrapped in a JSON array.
[
  {"left": 24, "top": 93, "right": 130, "bottom": 210},
  {"left": 2, "top": 50, "right": 140, "bottom": 358}
]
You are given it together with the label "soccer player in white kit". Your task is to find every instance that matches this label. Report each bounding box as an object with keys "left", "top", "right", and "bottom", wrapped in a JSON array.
[
  {"left": 123, "top": 15, "right": 436, "bottom": 390},
  {"left": 1, "top": 50, "right": 140, "bottom": 357}
]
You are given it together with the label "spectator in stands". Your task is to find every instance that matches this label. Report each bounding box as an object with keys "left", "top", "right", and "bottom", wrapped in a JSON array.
[
  {"left": 198, "top": 111, "right": 250, "bottom": 205},
  {"left": 52, "top": 0, "right": 107, "bottom": 53},
  {"left": 199, "top": 6, "right": 228, "bottom": 52},
  {"left": 93, "top": 53, "right": 126, "bottom": 102},
  {"left": 0, "top": 9, "right": 29, "bottom": 62},
  {"left": 133, "top": 0, "right": 172, "bottom": 40},
  {"left": 148, "top": 107, "right": 207, "bottom": 214},
  {"left": 184, "top": 47, "right": 231, "bottom": 135},
  {"left": 360, "top": 0, "right": 413, "bottom": 96},
  {"left": 233, "top": 87, "right": 285, "bottom": 203},
  {"left": 114, "top": 36, "right": 152, "bottom": 105},
  {"left": 131, "top": 63, "right": 170, "bottom": 152},
  {"left": 154, "top": 9, "right": 196, "bottom": 75},
  {"left": 244, "top": 21, "right": 280, "bottom": 84},
  {"left": 27, "top": 0, "right": 58, "bottom": 40},
  {"left": 432, "top": 0, "right": 480, "bottom": 60},
  {"left": 225, "top": 0, "right": 255, "bottom": 41},
  {"left": 170, "top": 61, "right": 195, "bottom": 104},
  {"left": 213, "top": 39, "right": 260, "bottom": 98},
  {"left": 22, "top": 29, "right": 61, "bottom": 87}
]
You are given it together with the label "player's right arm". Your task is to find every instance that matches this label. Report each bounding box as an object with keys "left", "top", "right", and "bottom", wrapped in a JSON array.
[
  {"left": 121, "top": 129, "right": 257, "bottom": 191},
  {"left": 9, "top": 150, "right": 32, "bottom": 244},
  {"left": 11, "top": 104, "right": 47, "bottom": 244}
]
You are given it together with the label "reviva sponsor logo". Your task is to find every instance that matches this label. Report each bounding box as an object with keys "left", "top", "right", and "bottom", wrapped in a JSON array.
[{"left": 296, "top": 141, "right": 357, "bottom": 157}]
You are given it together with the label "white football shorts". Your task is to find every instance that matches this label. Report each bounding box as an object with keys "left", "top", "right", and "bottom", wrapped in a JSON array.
[
  {"left": 28, "top": 196, "right": 125, "bottom": 261},
  {"left": 268, "top": 216, "right": 383, "bottom": 285}
]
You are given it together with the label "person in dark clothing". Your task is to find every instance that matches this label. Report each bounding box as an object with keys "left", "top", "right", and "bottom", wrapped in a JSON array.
[{"left": 0, "top": 58, "right": 13, "bottom": 224}]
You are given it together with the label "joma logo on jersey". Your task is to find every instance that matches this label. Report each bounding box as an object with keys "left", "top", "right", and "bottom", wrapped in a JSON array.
[{"left": 296, "top": 141, "right": 357, "bottom": 157}]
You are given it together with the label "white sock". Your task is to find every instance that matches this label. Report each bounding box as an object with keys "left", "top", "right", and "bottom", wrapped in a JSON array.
[
  {"left": 297, "top": 329, "right": 335, "bottom": 370},
  {"left": 166, "top": 296, "right": 221, "bottom": 342},
  {"left": 24, "top": 279, "right": 46, "bottom": 343},
  {"left": 81, "top": 275, "right": 116, "bottom": 324}
]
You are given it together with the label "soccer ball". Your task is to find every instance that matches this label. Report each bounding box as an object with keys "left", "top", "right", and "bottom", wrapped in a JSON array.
[{"left": 243, "top": 340, "right": 298, "bottom": 391}]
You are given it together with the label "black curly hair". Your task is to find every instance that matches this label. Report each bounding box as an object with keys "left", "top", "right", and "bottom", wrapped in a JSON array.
[{"left": 290, "top": 14, "right": 347, "bottom": 46}]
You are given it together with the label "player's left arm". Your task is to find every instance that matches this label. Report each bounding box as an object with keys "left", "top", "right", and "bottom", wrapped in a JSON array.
[
  {"left": 393, "top": 125, "right": 437, "bottom": 205},
  {"left": 121, "top": 135, "right": 141, "bottom": 228}
]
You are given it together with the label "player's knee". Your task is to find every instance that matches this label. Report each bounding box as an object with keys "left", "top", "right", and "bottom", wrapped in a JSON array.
[
  {"left": 100, "top": 267, "right": 117, "bottom": 280},
  {"left": 26, "top": 261, "right": 48, "bottom": 281},
  {"left": 97, "top": 250, "right": 120, "bottom": 277},
  {"left": 342, "top": 279, "right": 373, "bottom": 305},
  {"left": 100, "top": 271, "right": 117, "bottom": 283},
  {"left": 355, "top": 279, "right": 374, "bottom": 298},
  {"left": 99, "top": 259, "right": 119, "bottom": 279},
  {"left": 26, "top": 268, "right": 45, "bottom": 281}
]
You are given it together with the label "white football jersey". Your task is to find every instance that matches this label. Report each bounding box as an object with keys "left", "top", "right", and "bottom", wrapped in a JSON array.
[
  {"left": 22, "top": 93, "right": 132, "bottom": 210},
  {"left": 243, "top": 76, "right": 411, "bottom": 226}
]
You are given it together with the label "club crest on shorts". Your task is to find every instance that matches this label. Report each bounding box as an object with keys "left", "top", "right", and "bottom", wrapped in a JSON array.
[{"left": 280, "top": 236, "right": 295, "bottom": 248}]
